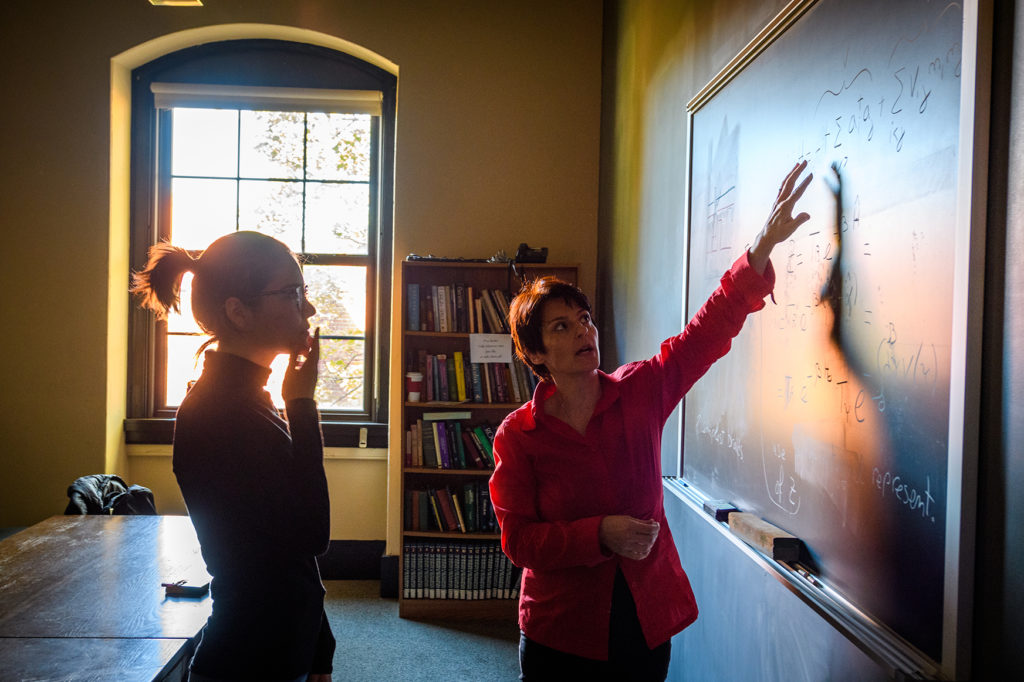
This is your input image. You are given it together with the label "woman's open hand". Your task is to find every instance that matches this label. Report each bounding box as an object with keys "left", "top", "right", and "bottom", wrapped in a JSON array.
[
  {"left": 749, "top": 160, "right": 813, "bottom": 274},
  {"left": 599, "top": 515, "right": 660, "bottom": 561},
  {"left": 282, "top": 327, "right": 320, "bottom": 402}
]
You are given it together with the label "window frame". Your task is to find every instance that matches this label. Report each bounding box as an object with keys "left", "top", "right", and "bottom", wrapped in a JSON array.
[{"left": 124, "top": 40, "right": 394, "bottom": 447}]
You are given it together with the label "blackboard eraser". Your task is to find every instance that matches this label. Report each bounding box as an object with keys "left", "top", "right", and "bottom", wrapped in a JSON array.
[
  {"left": 703, "top": 499, "right": 739, "bottom": 522},
  {"left": 728, "top": 511, "right": 802, "bottom": 562}
]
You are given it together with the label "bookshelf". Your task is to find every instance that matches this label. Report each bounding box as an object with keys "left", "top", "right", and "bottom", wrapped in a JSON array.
[{"left": 399, "top": 259, "right": 578, "bottom": 619}]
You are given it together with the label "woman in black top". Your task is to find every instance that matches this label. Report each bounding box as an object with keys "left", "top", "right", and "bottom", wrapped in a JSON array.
[{"left": 132, "top": 231, "right": 334, "bottom": 681}]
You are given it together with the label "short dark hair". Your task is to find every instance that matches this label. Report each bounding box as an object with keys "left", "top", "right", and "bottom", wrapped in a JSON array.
[{"left": 508, "top": 276, "right": 592, "bottom": 381}]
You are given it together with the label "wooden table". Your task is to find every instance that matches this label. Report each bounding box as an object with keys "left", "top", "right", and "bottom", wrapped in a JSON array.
[{"left": 0, "top": 515, "right": 212, "bottom": 681}]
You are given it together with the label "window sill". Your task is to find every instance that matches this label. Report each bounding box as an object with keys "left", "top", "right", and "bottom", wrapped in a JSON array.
[{"left": 123, "top": 418, "right": 389, "bottom": 449}]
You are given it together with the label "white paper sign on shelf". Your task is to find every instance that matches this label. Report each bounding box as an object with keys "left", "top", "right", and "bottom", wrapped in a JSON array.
[{"left": 469, "top": 334, "right": 512, "bottom": 364}]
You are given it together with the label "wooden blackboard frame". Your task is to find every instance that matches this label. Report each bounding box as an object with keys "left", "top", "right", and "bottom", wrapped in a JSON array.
[{"left": 676, "top": 0, "right": 991, "bottom": 678}]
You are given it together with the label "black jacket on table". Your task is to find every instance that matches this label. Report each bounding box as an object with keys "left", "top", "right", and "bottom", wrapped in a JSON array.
[{"left": 173, "top": 351, "right": 335, "bottom": 680}]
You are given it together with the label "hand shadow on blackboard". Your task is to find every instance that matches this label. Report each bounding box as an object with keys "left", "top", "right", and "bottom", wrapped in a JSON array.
[
  {"left": 812, "top": 164, "right": 897, "bottom": 578},
  {"left": 820, "top": 164, "right": 874, "bottom": 388}
]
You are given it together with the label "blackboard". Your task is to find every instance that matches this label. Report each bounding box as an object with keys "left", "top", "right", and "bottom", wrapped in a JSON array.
[{"left": 681, "top": 0, "right": 982, "bottom": 667}]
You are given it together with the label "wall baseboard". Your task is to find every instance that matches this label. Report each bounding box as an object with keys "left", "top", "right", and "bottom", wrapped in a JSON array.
[{"left": 319, "top": 540, "right": 386, "bottom": 580}]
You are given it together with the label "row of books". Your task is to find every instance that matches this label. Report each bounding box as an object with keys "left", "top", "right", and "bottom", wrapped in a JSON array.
[
  {"left": 405, "top": 413, "right": 496, "bottom": 469},
  {"left": 402, "top": 540, "right": 521, "bottom": 600},
  {"left": 413, "top": 349, "right": 538, "bottom": 404},
  {"left": 406, "top": 283, "right": 514, "bottom": 334},
  {"left": 404, "top": 481, "right": 498, "bottom": 534}
]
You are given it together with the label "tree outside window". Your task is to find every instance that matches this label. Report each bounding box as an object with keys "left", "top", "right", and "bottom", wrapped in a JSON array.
[{"left": 162, "top": 106, "right": 376, "bottom": 412}]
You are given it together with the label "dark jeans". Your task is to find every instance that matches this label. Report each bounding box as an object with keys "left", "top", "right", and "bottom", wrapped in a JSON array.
[{"left": 519, "top": 569, "right": 672, "bottom": 681}]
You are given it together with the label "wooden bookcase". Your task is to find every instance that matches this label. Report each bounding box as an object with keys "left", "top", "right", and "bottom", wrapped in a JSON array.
[{"left": 398, "top": 259, "right": 578, "bottom": 619}]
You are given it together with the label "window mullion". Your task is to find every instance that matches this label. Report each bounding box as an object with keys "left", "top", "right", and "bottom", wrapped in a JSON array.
[
  {"left": 302, "top": 113, "right": 309, "bottom": 254},
  {"left": 235, "top": 109, "right": 241, "bottom": 231}
]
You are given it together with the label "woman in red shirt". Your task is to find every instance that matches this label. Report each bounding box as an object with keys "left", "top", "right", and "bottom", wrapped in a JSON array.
[{"left": 490, "top": 162, "right": 813, "bottom": 680}]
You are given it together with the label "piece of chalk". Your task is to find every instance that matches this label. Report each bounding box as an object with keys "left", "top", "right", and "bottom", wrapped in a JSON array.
[
  {"left": 703, "top": 499, "right": 739, "bottom": 522},
  {"left": 727, "top": 511, "right": 802, "bottom": 562}
]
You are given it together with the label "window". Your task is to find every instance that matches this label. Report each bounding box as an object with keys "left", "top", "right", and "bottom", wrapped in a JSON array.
[{"left": 126, "top": 41, "right": 394, "bottom": 445}]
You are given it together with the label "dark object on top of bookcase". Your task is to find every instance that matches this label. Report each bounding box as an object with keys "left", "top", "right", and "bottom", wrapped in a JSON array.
[{"left": 514, "top": 243, "right": 547, "bottom": 263}]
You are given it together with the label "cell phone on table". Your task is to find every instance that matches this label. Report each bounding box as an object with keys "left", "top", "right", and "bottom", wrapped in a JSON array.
[{"left": 161, "top": 580, "right": 210, "bottom": 597}]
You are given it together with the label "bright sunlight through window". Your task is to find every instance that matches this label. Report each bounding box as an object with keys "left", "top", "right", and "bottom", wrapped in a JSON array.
[{"left": 163, "top": 107, "right": 372, "bottom": 410}]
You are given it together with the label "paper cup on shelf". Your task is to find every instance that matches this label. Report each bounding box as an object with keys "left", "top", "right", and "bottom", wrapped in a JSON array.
[{"left": 405, "top": 371, "right": 423, "bottom": 402}]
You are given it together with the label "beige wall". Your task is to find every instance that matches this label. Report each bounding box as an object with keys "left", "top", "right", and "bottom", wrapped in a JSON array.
[
  {"left": 0, "top": 1, "right": 602, "bottom": 541},
  {"left": 597, "top": 0, "right": 788, "bottom": 474},
  {"left": 127, "top": 446, "right": 387, "bottom": 540},
  {"left": 598, "top": 0, "right": 787, "bottom": 370}
]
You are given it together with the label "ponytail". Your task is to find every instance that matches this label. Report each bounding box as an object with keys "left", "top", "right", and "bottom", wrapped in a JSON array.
[{"left": 130, "top": 242, "right": 197, "bottom": 320}]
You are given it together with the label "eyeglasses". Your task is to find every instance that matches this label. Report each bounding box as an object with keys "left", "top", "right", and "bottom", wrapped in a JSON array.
[{"left": 258, "top": 284, "right": 308, "bottom": 309}]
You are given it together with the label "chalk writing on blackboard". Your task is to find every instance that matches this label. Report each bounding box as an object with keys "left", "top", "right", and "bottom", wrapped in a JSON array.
[{"left": 683, "top": 0, "right": 967, "bottom": 659}]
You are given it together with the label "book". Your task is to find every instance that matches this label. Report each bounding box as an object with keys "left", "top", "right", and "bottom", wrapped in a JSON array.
[
  {"left": 446, "top": 355, "right": 458, "bottom": 401},
  {"left": 484, "top": 544, "right": 494, "bottom": 599},
  {"left": 483, "top": 486, "right": 498, "bottom": 532},
  {"left": 413, "top": 419, "right": 423, "bottom": 466},
  {"left": 447, "top": 285, "right": 456, "bottom": 333},
  {"left": 427, "top": 490, "right": 444, "bottom": 532},
  {"left": 434, "top": 285, "right": 446, "bottom": 331},
  {"left": 473, "top": 544, "right": 484, "bottom": 599},
  {"left": 466, "top": 285, "right": 475, "bottom": 333},
  {"left": 421, "top": 421, "right": 437, "bottom": 468},
  {"left": 450, "top": 488, "right": 467, "bottom": 534},
  {"left": 407, "top": 283, "right": 420, "bottom": 331},
  {"left": 424, "top": 290, "right": 434, "bottom": 331},
  {"left": 403, "top": 541, "right": 412, "bottom": 598},
  {"left": 435, "top": 488, "right": 459, "bottom": 531},
  {"left": 422, "top": 410, "right": 472, "bottom": 421},
  {"left": 492, "top": 288, "right": 511, "bottom": 323},
  {"left": 425, "top": 353, "right": 435, "bottom": 402},
  {"left": 474, "top": 296, "right": 486, "bottom": 333},
  {"left": 490, "top": 363, "right": 507, "bottom": 403},
  {"left": 431, "top": 285, "right": 440, "bottom": 331},
  {"left": 481, "top": 363, "right": 493, "bottom": 402},
  {"left": 479, "top": 289, "right": 503, "bottom": 333},
  {"left": 418, "top": 490, "right": 430, "bottom": 531},
  {"left": 507, "top": 361, "right": 523, "bottom": 403},
  {"left": 461, "top": 430, "right": 486, "bottom": 469},
  {"left": 453, "top": 351, "right": 467, "bottom": 401},
  {"left": 444, "top": 421, "right": 460, "bottom": 468},
  {"left": 462, "top": 482, "right": 477, "bottom": 532},
  {"left": 452, "top": 421, "right": 467, "bottom": 468},
  {"left": 437, "top": 354, "right": 449, "bottom": 403},
  {"left": 515, "top": 358, "right": 536, "bottom": 399},
  {"left": 427, "top": 542, "right": 437, "bottom": 598},
  {"left": 455, "top": 283, "right": 467, "bottom": 332},
  {"left": 470, "top": 427, "right": 493, "bottom": 467},
  {"left": 457, "top": 543, "right": 469, "bottom": 599},
  {"left": 468, "top": 428, "right": 489, "bottom": 464},
  {"left": 414, "top": 420, "right": 422, "bottom": 466},
  {"left": 468, "top": 363, "right": 483, "bottom": 402},
  {"left": 433, "top": 421, "right": 449, "bottom": 468}
]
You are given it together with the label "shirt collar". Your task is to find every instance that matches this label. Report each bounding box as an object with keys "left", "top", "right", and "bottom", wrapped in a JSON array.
[
  {"left": 200, "top": 350, "right": 273, "bottom": 392},
  {"left": 525, "top": 371, "right": 621, "bottom": 431}
]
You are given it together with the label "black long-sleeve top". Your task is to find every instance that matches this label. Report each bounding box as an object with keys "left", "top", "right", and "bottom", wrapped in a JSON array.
[{"left": 173, "top": 350, "right": 335, "bottom": 679}]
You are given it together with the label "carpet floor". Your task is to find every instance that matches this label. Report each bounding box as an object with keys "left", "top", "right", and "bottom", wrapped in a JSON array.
[{"left": 323, "top": 580, "right": 520, "bottom": 681}]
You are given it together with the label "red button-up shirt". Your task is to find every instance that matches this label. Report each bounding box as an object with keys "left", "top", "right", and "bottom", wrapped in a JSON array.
[{"left": 490, "top": 251, "right": 774, "bottom": 660}]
